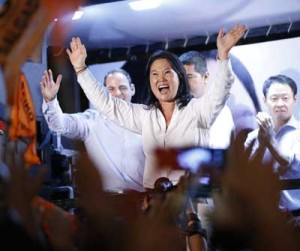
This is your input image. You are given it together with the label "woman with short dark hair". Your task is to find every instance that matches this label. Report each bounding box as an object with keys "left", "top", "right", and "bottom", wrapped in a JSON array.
[{"left": 66, "top": 24, "right": 247, "bottom": 189}]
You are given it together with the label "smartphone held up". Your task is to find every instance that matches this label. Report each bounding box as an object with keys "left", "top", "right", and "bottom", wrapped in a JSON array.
[{"left": 155, "top": 146, "right": 227, "bottom": 197}]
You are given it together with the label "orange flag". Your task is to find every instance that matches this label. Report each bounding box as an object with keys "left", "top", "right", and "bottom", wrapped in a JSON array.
[
  {"left": 9, "top": 72, "right": 40, "bottom": 167},
  {"left": 0, "top": 0, "right": 82, "bottom": 105}
]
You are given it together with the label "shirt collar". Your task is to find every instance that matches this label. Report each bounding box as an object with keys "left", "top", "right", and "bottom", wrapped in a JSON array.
[
  {"left": 278, "top": 116, "right": 299, "bottom": 132},
  {"left": 285, "top": 116, "right": 299, "bottom": 129}
]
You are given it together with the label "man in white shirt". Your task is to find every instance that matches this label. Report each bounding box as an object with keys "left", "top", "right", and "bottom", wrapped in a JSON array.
[
  {"left": 245, "top": 74, "right": 300, "bottom": 213},
  {"left": 179, "top": 51, "right": 235, "bottom": 149},
  {"left": 41, "top": 68, "right": 145, "bottom": 192}
]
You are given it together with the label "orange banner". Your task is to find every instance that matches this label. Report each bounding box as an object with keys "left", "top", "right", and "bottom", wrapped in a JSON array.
[
  {"left": 1, "top": 0, "right": 82, "bottom": 165},
  {"left": 0, "top": 0, "right": 82, "bottom": 105},
  {"left": 9, "top": 72, "right": 40, "bottom": 167}
]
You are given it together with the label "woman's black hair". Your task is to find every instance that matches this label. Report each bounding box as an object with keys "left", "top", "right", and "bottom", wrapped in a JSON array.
[{"left": 144, "top": 50, "right": 192, "bottom": 110}]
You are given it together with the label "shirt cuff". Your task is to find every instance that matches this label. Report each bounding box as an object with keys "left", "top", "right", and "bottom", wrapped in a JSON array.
[{"left": 42, "top": 97, "right": 58, "bottom": 114}]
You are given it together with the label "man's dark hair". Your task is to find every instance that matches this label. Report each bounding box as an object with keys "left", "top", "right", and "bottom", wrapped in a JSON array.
[
  {"left": 263, "top": 74, "right": 297, "bottom": 97},
  {"left": 103, "top": 69, "right": 132, "bottom": 86},
  {"left": 179, "top": 51, "right": 208, "bottom": 76},
  {"left": 144, "top": 50, "right": 191, "bottom": 110}
]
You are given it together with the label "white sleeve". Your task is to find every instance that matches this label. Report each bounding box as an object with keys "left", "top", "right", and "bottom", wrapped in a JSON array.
[
  {"left": 191, "top": 59, "right": 235, "bottom": 128},
  {"left": 77, "top": 69, "right": 144, "bottom": 134},
  {"left": 209, "top": 105, "right": 235, "bottom": 149},
  {"left": 42, "top": 98, "right": 92, "bottom": 140},
  {"left": 287, "top": 133, "right": 300, "bottom": 172}
]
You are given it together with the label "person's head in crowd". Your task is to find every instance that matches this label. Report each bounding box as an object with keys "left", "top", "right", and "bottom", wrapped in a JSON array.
[
  {"left": 144, "top": 50, "right": 192, "bottom": 109},
  {"left": 179, "top": 51, "right": 209, "bottom": 98},
  {"left": 262, "top": 74, "right": 297, "bottom": 125},
  {"left": 103, "top": 69, "right": 135, "bottom": 102}
]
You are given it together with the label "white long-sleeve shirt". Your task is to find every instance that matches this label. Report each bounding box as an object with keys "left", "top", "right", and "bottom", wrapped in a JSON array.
[
  {"left": 209, "top": 105, "right": 235, "bottom": 149},
  {"left": 43, "top": 99, "right": 145, "bottom": 192},
  {"left": 244, "top": 116, "right": 300, "bottom": 211},
  {"left": 77, "top": 59, "right": 234, "bottom": 188}
]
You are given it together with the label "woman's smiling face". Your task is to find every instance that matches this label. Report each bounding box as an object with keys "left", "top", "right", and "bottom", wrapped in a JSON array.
[{"left": 149, "top": 58, "right": 179, "bottom": 104}]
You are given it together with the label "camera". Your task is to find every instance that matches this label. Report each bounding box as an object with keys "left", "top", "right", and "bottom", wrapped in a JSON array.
[{"left": 176, "top": 147, "right": 227, "bottom": 197}]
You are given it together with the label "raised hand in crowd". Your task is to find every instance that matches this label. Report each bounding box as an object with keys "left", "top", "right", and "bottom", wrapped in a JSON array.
[
  {"left": 130, "top": 175, "right": 187, "bottom": 251},
  {"left": 132, "top": 168, "right": 207, "bottom": 251},
  {"left": 40, "top": 69, "right": 62, "bottom": 102},
  {"left": 73, "top": 151, "right": 125, "bottom": 251},
  {"left": 211, "top": 136, "right": 300, "bottom": 251},
  {"left": 0, "top": 141, "right": 49, "bottom": 249}
]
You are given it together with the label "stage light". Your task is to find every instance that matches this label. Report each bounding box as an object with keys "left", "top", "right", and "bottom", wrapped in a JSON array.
[
  {"left": 72, "top": 9, "right": 83, "bottom": 20},
  {"left": 129, "top": 0, "right": 162, "bottom": 11}
]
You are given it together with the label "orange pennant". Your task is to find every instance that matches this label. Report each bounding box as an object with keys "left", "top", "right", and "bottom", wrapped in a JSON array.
[
  {"left": 0, "top": 0, "right": 82, "bottom": 105},
  {"left": 9, "top": 72, "right": 41, "bottom": 167}
]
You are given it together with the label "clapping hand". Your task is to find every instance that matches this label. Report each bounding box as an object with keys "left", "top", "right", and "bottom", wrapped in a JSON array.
[{"left": 256, "top": 111, "right": 275, "bottom": 146}]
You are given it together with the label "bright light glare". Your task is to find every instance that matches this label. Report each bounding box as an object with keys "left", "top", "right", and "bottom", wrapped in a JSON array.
[
  {"left": 72, "top": 10, "right": 83, "bottom": 20},
  {"left": 129, "top": 0, "right": 162, "bottom": 11}
]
